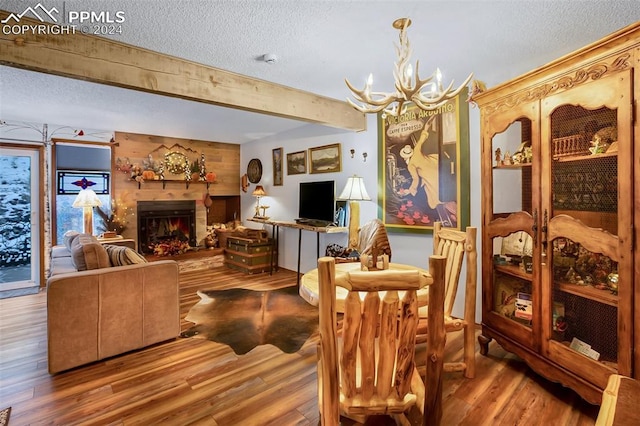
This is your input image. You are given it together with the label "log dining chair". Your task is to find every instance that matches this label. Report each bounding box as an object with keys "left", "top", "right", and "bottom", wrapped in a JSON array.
[
  {"left": 416, "top": 222, "right": 478, "bottom": 379},
  {"left": 316, "top": 255, "right": 446, "bottom": 426}
]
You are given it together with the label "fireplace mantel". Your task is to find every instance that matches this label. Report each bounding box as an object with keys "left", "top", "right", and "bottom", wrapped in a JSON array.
[{"left": 112, "top": 132, "right": 241, "bottom": 249}]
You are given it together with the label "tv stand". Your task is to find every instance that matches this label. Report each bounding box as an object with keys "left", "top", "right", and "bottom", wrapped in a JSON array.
[{"left": 248, "top": 218, "right": 347, "bottom": 286}]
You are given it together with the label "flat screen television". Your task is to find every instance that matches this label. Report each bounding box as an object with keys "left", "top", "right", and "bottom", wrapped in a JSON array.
[{"left": 298, "top": 180, "right": 335, "bottom": 226}]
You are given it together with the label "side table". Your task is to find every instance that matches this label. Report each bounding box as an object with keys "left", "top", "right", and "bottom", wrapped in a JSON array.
[{"left": 97, "top": 236, "right": 136, "bottom": 250}]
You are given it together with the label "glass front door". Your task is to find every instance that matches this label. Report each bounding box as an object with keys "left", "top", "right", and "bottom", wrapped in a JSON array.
[{"left": 0, "top": 146, "right": 40, "bottom": 297}]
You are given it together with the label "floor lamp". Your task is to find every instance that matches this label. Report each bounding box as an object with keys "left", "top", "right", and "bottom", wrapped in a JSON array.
[
  {"left": 337, "top": 175, "right": 371, "bottom": 256},
  {"left": 73, "top": 188, "right": 102, "bottom": 235}
]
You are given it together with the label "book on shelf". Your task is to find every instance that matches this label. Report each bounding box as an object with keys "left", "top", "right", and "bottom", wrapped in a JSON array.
[{"left": 514, "top": 292, "right": 533, "bottom": 321}]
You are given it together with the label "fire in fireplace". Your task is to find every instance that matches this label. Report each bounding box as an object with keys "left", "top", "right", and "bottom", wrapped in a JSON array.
[{"left": 137, "top": 200, "right": 197, "bottom": 254}]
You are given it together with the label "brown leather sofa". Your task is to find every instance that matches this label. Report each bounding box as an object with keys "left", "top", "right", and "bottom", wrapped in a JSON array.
[{"left": 46, "top": 234, "right": 180, "bottom": 373}]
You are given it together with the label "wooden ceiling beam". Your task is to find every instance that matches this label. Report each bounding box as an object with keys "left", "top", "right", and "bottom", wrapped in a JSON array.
[{"left": 0, "top": 11, "right": 366, "bottom": 132}]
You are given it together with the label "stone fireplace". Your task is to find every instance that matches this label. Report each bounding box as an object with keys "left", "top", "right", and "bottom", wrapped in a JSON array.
[{"left": 137, "top": 200, "right": 197, "bottom": 254}]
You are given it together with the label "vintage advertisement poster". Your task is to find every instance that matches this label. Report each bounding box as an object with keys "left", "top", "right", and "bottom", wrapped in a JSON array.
[{"left": 378, "top": 93, "right": 469, "bottom": 232}]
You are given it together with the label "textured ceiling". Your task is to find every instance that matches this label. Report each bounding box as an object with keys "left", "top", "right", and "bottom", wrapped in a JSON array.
[{"left": 1, "top": 1, "right": 640, "bottom": 143}]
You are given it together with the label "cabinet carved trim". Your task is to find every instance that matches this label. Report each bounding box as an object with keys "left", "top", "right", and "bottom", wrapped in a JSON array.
[
  {"left": 482, "top": 54, "right": 632, "bottom": 116},
  {"left": 486, "top": 211, "right": 534, "bottom": 237}
]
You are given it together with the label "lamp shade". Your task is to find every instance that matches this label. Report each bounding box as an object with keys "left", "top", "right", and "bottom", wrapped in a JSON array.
[
  {"left": 338, "top": 175, "right": 371, "bottom": 201},
  {"left": 252, "top": 185, "right": 266, "bottom": 197},
  {"left": 72, "top": 189, "right": 103, "bottom": 208}
]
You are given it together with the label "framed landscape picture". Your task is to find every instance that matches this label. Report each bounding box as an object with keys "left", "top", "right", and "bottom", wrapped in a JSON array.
[
  {"left": 286, "top": 150, "right": 307, "bottom": 175},
  {"left": 309, "top": 143, "right": 341, "bottom": 174},
  {"left": 378, "top": 90, "right": 470, "bottom": 233},
  {"left": 272, "top": 147, "right": 283, "bottom": 186}
]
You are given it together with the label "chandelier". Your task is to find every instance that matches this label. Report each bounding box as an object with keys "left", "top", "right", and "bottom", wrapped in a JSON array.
[{"left": 345, "top": 18, "right": 473, "bottom": 116}]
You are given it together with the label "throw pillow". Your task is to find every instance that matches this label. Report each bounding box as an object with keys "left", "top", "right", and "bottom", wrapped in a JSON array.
[
  {"left": 70, "top": 234, "right": 110, "bottom": 271},
  {"left": 63, "top": 230, "right": 80, "bottom": 251},
  {"left": 103, "top": 244, "right": 148, "bottom": 266}
]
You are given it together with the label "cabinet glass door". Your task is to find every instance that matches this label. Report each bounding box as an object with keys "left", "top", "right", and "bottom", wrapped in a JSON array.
[
  {"left": 482, "top": 101, "right": 540, "bottom": 349},
  {"left": 541, "top": 70, "right": 632, "bottom": 390}
]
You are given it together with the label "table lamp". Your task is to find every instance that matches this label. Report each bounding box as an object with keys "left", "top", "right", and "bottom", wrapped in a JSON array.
[
  {"left": 337, "top": 175, "right": 371, "bottom": 256},
  {"left": 73, "top": 188, "right": 103, "bottom": 235},
  {"left": 252, "top": 185, "right": 266, "bottom": 218}
]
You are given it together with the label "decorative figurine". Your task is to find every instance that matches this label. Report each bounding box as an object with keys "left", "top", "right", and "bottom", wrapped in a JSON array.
[
  {"left": 503, "top": 151, "right": 512, "bottom": 165},
  {"left": 184, "top": 159, "right": 191, "bottom": 181},
  {"left": 157, "top": 163, "right": 165, "bottom": 180},
  {"left": 607, "top": 273, "right": 619, "bottom": 294},
  {"left": 495, "top": 148, "right": 502, "bottom": 167},
  {"left": 259, "top": 205, "right": 270, "bottom": 219},
  {"left": 199, "top": 153, "right": 207, "bottom": 181}
]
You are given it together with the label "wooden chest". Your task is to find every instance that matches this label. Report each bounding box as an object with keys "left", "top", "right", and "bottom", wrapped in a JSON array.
[
  {"left": 227, "top": 236, "right": 272, "bottom": 254},
  {"left": 225, "top": 237, "right": 273, "bottom": 274}
]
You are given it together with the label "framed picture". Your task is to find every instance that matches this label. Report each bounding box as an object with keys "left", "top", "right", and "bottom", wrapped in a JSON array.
[
  {"left": 309, "top": 143, "right": 341, "bottom": 174},
  {"left": 286, "top": 150, "right": 307, "bottom": 175},
  {"left": 272, "top": 147, "right": 283, "bottom": 186},
  {"left": 378, "top": 89, "right": 470, "bottom": 233}
]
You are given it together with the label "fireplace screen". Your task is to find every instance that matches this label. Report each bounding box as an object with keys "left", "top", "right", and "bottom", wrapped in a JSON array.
[{"left": 137, "top": 200, "right": 196, "bottom": 254}]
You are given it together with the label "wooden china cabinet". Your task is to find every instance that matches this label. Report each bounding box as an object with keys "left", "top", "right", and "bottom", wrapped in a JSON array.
[{"left": 474, "top": 22, "right": 640, "bottom": 404}]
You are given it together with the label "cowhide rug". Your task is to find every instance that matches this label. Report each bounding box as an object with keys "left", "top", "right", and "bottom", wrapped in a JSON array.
[{"left": 180, "top": 286, "right": 319, "bottom": 354}]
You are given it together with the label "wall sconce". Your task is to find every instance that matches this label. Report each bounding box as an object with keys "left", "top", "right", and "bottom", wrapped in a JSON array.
[
  {"left": 363, "top": 152, "right": 368, "bottom": 162},
  {"left": 350, "top": 149, "right": 355, "bottom": 158}
]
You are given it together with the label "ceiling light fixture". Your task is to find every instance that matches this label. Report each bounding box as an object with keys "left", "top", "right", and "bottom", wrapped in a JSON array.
[{"left": 345, "top": 18, "right": 473, "bottom": 117}]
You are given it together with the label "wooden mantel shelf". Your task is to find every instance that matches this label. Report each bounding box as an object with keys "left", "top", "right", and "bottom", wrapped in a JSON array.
[{"left": 133, "top": 179, "right": 216, "bottom": 190}]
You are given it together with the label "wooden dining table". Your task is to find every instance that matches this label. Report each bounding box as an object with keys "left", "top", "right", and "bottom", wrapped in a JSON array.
[{"left": 299, "top": 261, "right": 432, "bottom": 312}]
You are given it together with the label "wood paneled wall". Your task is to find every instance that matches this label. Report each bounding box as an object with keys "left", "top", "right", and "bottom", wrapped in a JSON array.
[{"left": 112, "top": 132, "right": 240, "bottom": 245}]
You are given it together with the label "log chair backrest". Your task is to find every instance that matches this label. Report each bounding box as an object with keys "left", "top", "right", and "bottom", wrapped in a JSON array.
[
  {"left": 432, "top": 221, "right": 477, "bottom": 319},
  {"left": 317, "top": 256, "right": 444, "bottom": 424}
]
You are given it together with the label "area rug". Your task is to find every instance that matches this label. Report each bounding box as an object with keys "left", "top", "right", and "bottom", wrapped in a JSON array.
[
  {"left": 0, "top": 407, "right": 11, "bottom": 426},
  {"left": 181, "top": 286, "right": 318, "bottom": 354},
  {"left": 177, "top": 254, "right": 225, "bottom": 273}
]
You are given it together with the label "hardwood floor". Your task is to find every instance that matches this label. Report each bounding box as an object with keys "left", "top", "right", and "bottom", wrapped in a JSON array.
[{"left": 0, "top": 266, "right": 600, "bottom": 425}]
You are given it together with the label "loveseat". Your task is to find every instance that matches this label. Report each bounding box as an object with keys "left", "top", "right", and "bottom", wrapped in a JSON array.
[{"left": 47, "top": 233, "right": 180, "bottom": 373}]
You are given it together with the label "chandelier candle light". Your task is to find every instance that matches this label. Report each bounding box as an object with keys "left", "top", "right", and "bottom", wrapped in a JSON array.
[
  {"left": 337, "top": 175, "right": 371, "bottom": 256},
  {"left": 346, "top": 17, "right": 473, "bottom": 116}
]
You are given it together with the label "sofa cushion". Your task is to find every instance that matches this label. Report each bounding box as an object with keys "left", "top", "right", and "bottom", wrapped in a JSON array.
[
  {"left": 63, "top": 230, "right": 80, "bottom": 251},
  {"left": 51, "top": 245, "right": 72, "bottom": 259},
  {"left": 103, "top": 244, "right": 148, "bottom": 266},
  {"left": 49, "top": 255, "right": 78, "bottom": 276},
  {"left": 70, "top": 234, "right": 110, "bottom": 271}
]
